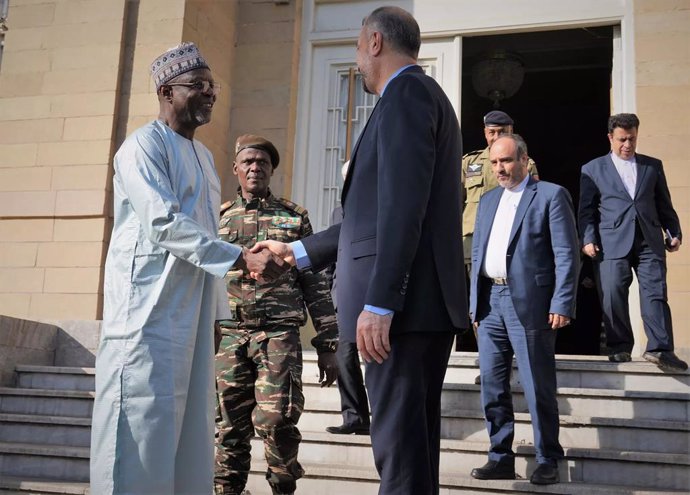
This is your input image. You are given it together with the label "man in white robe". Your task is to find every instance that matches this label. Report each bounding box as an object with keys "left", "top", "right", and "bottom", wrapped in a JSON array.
[{"left": 90, "top": 42, "right": 285, "bottom": 495}]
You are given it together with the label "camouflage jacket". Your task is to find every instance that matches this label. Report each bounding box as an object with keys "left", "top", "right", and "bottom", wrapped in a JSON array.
[{"left": 217, "top": 190, "right": 338, "bottom": 353}]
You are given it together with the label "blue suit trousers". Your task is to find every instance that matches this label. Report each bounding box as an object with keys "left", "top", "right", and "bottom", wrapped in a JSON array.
[{"left": 477, "top": 283, "right": 563, "bottom": 466}]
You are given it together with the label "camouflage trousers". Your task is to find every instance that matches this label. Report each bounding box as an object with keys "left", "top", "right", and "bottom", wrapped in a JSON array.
[{"left": 214, "top": 325, "right": 305, "bottom": 495}]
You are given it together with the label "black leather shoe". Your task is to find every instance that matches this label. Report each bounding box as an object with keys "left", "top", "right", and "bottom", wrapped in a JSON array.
[
  {"left": 470, "top": 460, "right": 516, "bottom": 480},
  {"left": 530, "top": 463, "right": 560, "bottom": 485},
  {"left": 608, "top": 351, "right": 632, "bottom": 363},
  {"left": 643, "top": 351, "right": 689, "bottom": 371},
  {"left": 326, "top": 423, "right": 370, "bottom": 435}
]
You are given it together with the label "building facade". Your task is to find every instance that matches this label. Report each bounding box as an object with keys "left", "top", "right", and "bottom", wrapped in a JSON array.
[{"left": 0, "top": 0, "right": 688, "bottom": 358}]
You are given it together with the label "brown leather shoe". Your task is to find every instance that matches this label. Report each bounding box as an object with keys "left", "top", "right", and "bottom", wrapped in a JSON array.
[{"left": 470, "top": 460, "right": 516, "bottom": 480}]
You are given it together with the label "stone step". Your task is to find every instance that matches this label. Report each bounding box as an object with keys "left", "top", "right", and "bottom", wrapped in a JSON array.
[
  {"left": 0, "top": 443, "right": 89, "bottom": 482},
  {"left": 0, "top": 414, "right": 90, "bottom": 448},
  {"left": 245, "top": 460, "right": 688, "bottom": 494},
  {"left": 300, "top": 375, "right": 690, "bottom": 422},
  {"left": 14, "top": 367, "right": 95, "bottom": 393},
  {"left": 299, "top": 406, "right": 689, "bottom": 455},
  {"left": 0, "top": 389, "right": 93, "bottom": 419},
  {"left": 248, "top": 432, "right": 689, "bottom": 491},
  {"left": 0, "top": 476, "right": 88, "bottom": 494},
  {"left": 302, "top": 352, "right": 690, "bottom": 393}
]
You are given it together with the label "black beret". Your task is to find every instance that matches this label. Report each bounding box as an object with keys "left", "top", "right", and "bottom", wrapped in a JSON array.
[
  {"left": 235, "top": 134, "right": 280, "bottom": 169},
  {"left": 483, "top": 110, "right": 514, "bottom": 127}
]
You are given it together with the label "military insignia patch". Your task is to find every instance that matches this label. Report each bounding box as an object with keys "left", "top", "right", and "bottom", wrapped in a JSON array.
[
  {"left": 271, "top": 216, "right": 300, "bottom": 229},
  {"left": 466, "top": 163, "right": 482, "bottom": 177}
]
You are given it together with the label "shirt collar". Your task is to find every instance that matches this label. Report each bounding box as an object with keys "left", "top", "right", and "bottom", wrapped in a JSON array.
[
  {"left": 236, "top": 187, "right": 273, "bottom": 209},
  {"left": 504, "top": 173, "right": 530, "bottom": 194},
  {"left": 380, "top": 64, "right": 417, "bottom": 96},
  {"left": 503, "top": 173, "right": 529, "bottom": 195},
  {"left": 610, "top": 151, "right": 636, "bottom": 167}
]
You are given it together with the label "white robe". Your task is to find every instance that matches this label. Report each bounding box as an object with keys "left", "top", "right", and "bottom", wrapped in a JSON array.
[{"left": 90, "top": 121, "right": 240, "bottom": 495}]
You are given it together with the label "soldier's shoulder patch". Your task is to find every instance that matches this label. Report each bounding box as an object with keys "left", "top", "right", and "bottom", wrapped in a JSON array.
[
  {"left": 276, "top": 197, "right": 307, "bottom": 216},
  {"left": 220, "top": 199, "right": 240, "bottom": 216}
]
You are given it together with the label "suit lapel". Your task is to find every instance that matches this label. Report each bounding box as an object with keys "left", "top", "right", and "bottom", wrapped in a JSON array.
[
  {"left": 605, "top": 154, "right": 631, "bottom": 197},
  {"left": 508, "top": 178, "right": 537, "bottom": 246},
  {"left": 634, "top": 154, "right": 648, "bottom": 199}
]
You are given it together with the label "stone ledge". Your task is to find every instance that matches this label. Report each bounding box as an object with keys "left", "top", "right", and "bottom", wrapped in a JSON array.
[{"left": 0, "top": 476, "right": 88, "bottom": 495}]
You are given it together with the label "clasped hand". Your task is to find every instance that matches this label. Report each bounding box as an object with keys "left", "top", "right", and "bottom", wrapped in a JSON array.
[
  {"left": 235, "top": 245, "right": 289, "bottom": 283},
  {"left": 242, "top": 240, "right": 297, "bottom": 282}
]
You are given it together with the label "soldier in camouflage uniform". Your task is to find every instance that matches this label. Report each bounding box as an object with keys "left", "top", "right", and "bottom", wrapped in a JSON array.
[
  {"left": 461, "top": 111, "right": 540, "bottom": 359},
  {"left": 214, "top": 135, "right": 338, "bottom": 495}
]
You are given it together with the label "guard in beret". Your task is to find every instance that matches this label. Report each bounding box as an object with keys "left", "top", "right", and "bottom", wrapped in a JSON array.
[
  {"left": 214, "top": 134, "right": 339, "bottom": 495},
  {"left": 460, "top": 111, "right": 539, "bottom": 360},
  {"left": 235, "top": 133, "right": 281, "bottom": 169}
]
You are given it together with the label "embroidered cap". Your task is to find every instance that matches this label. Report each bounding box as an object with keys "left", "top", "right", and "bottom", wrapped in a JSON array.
[
  {"left": 235, "top": 134, "right": 280, "bottom": 169},
  {"left": 150, "top": 42, "right": 210, "bottom": 89}
]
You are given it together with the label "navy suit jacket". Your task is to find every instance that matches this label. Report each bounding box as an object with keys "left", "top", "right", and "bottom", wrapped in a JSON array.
[
  {"left": 579, "top": 153, "right": 681, "bottom": 259},
  {"left": 301, "top": 65, "right": 466, "bottom": 343},
  {"left": 470, "top": 177, "right": 580, "bottom": 329}
]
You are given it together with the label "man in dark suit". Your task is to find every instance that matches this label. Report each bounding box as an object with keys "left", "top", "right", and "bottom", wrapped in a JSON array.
[
  {"left": 579, "top": 113, "right": 687, "bottom": 371},
  {"left": 470, "top": 134, "right": 579, "bottom": 485},
  {"left": 252, "top": 6, "right": 466, "bottom": 494}
]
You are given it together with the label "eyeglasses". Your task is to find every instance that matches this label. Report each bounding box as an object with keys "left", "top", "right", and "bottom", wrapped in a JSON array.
[{"left": 166, "top": 80, "right": 220, "bottom": 95}]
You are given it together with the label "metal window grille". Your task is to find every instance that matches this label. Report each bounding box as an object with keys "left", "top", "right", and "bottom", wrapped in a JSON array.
[{"left": 320, "top": 67, "right": 378, "bottom": 228}]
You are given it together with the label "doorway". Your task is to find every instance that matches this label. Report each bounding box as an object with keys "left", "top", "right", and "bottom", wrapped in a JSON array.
[{"left": 459, "top": 26, "right": 614, "bottom": 355}]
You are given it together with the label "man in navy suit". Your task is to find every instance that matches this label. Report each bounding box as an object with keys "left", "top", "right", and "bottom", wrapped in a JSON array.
[
  {"left": 470, "top": 134, "right": 579, "bottom": 485},
  {"left": 579, "top": 113, "right": 687, "bottom": 371},
  {"left": 252, "top": 6, "right": 466, "bottom": 494}
]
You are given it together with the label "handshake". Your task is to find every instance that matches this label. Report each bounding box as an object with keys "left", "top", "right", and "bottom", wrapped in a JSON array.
[{"left": 235, "top": 240, "right": 296, "bottom": 283}]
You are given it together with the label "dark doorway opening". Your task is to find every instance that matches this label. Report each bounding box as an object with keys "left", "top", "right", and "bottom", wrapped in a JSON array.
[{"left": 459, "top": 26, "right": 614, "bottom": 355}]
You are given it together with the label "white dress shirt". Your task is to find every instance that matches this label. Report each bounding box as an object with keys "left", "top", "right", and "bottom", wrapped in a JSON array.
[
  {"left": 481, "top": 174, "right": 530, "bottom": 279},
  {"left": 610, "top": 152, "right": 637, "bottom": 199}
]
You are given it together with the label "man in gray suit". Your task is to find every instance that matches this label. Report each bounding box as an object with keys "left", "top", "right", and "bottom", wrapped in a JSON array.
[
  {"left": 579, "top": 113, "right": 687, "bottom": 371},
  {"left": 470, "top": 134, "right": 579, "bottom": 485}
]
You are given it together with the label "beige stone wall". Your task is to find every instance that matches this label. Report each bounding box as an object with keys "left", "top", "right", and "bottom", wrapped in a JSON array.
[
  {"left": 0, "top": 0, "right": 128, "bottom": 320},
  {"left": 223, "top": 0, "right": 302, "bottom": 201},
  {"left": 0, "top": 0, "right": 238, "bottom": 321},
  {"left": 183, "top": 0, "right": 238, "bottom": 191},
  {"left": 634, "top": 0, "right": 690, "bottom": 356}
]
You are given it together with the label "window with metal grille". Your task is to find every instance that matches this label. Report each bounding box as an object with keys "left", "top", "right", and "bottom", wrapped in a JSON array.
[{"left": 320, "top": 67, "right": 378, "bottom": 222}]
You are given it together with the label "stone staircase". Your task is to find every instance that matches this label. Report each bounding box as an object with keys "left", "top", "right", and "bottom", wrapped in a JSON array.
[{"left": 0, "top": 354, "right": 688, "bottom": 494}]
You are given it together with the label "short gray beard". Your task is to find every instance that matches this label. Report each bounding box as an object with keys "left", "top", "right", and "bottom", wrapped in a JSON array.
[{"left": 194, "top": 110, "right": 211, "bottom": 126}]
